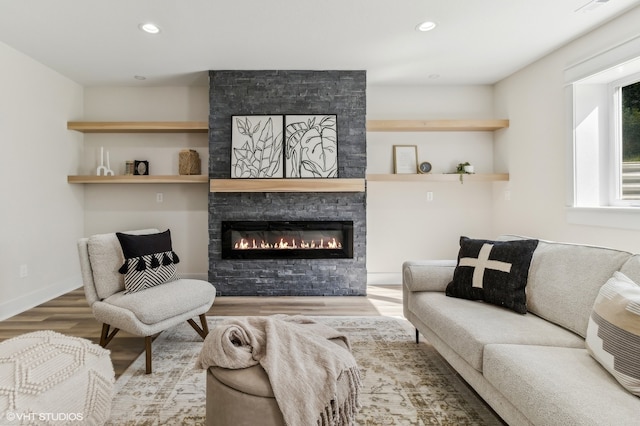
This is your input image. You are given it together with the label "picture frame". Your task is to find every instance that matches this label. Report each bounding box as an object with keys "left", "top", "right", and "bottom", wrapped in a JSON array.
[
  {"left": 284, "top": 115, "right": 338, "bottom": 178},
  {"left": 393, "top": 145, "right": 418, "bottom": 174},
  {"left": 231, "top": 115, "right": 284, "bottom": 178},
  {"left": 133, "top": 160, "right": 149, "bottom": 176}
]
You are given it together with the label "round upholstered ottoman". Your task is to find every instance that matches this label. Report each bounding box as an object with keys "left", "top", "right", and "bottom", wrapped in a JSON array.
[
  {"left": 0, "top": 330, "right": 115, "bottom": 425},
  {"left": 205, "top": 339, "right": 350, "bottom": 426}
]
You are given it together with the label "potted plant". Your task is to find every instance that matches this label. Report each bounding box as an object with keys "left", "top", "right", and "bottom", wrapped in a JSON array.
[{"left": 456, "top": 162, "right": 474, "bottom": 183}]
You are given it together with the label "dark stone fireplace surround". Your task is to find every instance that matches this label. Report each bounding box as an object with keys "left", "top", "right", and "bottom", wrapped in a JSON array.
[{"left": 208, "top": 70, "right": 367, "bottom": 296}]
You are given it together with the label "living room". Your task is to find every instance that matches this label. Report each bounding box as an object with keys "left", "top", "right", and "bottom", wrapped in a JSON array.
[{"left": 1, "top": 1, "right": 640, "bottom": 425}]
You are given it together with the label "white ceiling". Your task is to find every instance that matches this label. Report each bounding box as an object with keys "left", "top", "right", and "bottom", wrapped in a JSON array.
[{"left": 0, "top": 0, "right": 638, "bottom": 87}]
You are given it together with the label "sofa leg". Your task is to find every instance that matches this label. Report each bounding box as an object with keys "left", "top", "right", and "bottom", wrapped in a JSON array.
[
  {"left": 145, "top": 336, "right": 152, "bottom": 374},
  {"left": 415, "top": 329, "right": 420, "bottom": 344}
]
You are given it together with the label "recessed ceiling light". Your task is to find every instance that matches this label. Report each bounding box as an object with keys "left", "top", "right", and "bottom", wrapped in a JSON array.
[
  {"left": 416, "top": 21, "right": 437, "bottom": 32},
  {"left": 139, "top": 23, "right": 161, "bottom": 34}
]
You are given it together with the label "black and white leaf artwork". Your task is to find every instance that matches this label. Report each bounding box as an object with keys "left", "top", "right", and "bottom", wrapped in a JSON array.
[
  {"left": 285, "top": 115, "right": 338, "bottom": 178},
  {"left": 231, "top": 115, "right": 284, "bottom": 178}
]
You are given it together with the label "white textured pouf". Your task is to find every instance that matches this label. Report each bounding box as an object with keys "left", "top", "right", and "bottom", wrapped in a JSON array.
[{"left": 0, "top": 330, "right": 115, "bottom": 425}]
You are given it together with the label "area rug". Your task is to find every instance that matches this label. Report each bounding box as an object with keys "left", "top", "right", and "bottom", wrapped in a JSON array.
[{"left": 108, "top": 316, "right": 503, "bottom": 425}]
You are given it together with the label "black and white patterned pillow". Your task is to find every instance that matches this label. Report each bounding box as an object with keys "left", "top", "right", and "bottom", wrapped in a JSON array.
[
  {"left": 116, "top": 229, "right": 180, "bottom": 294},
  {"left": 446, "top": 236, "right": 538, "bottom": 314}
]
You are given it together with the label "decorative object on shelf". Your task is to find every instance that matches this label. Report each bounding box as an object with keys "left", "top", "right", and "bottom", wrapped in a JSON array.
[
  {"left": 285, "top": 115, "right": 338, "bottom": 178},
  {"left": 418, "top": 161, "right": 432, "bottom": 174},
  {"left": 179, "top": 149, "right": 201, "bottom": 175},
  {"left": 125, "top": 161, "right": 134, "bottom": 175},
  {"left": 456, "top": 162, "right": 473, "bottom": 183},
  {"left": 231, "top": 115, "right": 284, "bottom": 178},
  {"left": 134, "top": 160, "right": 149, "bottom": 176},
  {"left": 96, "top": 147, "right": 114, "bottom": 176},
  {"left": 393, "top": 145, "right": 418, "bottom": 174}
]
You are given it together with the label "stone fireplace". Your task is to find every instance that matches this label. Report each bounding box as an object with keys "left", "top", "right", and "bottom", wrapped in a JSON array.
[{"left": 208, "top": 70, "right": 366, "bottom": 296}]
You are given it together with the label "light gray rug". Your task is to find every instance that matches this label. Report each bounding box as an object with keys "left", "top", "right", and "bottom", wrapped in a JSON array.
[{"left": 109, "top": 316, "right": 503, "bottom": 425}]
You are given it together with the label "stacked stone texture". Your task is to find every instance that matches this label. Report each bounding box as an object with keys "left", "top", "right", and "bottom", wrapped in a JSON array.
[{"left": 208, "top": 70, "right": 367, "bottom": 296}]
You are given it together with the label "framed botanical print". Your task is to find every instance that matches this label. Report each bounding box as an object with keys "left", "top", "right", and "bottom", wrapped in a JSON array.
[{"left": 231, "top": 115, "right": 284, "bottom": 178}]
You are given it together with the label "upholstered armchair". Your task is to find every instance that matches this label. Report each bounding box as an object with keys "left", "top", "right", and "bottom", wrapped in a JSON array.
[{"left": 77, "top": 228, "right": 216, "bottom": 373}]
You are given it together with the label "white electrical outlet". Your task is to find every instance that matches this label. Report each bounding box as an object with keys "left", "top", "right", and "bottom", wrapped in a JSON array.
[
  {"left": 156, "top": 193, "right": 164, "bottom": 203},
  {"left": 426, "top": 191, "right": 434, "bottom": 202},
  {"left": 19, "top": 264, "right": 28, "bottom": 278},
  {"left": 504, "top": 190, "right": 511, "bottom": 201}
]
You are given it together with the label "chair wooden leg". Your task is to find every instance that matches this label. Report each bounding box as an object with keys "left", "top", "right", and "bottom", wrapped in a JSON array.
[
  {"left": 415, "top": 328, "right": 420, "bottom": 344},
  {"left": 145, "top": 336, "right": 152, "bottom": 374},
  {"left": 187, "top": 314, "right": 209, "bottom": 340},
  {"left": 100, "top": 324, "right": 120, "bottom": 348}
]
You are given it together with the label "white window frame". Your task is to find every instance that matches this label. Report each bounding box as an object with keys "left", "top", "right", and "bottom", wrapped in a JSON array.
[{"left": 565, "top": 34, "right": 640, "bottom": 230}]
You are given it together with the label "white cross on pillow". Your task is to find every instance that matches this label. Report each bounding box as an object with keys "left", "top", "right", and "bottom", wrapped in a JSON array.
[{"left": 459, "top": 243, "right": 512, "bottom": 288}]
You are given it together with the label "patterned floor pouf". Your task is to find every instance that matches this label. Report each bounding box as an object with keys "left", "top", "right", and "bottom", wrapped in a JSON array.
[{"left": 0, "top": 330, "right": 115, "bottom": 425}]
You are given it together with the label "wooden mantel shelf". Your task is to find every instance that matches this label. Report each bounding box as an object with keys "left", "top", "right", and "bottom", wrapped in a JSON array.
[
  {"left": 366, "top": 119, "right": 509, "bottom": 132},
  {"left": 68, "top": 175, "right": 209, "bottom": 184},
  {"left": 67, "top": 121, "right": 208, "bottom": 133},
  {"left": 210, "top": 178, "right": 366, "bottom": 193}
]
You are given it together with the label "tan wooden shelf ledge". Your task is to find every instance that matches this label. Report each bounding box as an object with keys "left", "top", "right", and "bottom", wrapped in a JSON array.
[
  {"left": 68, "top": 175, "right": 209, "bottom": 184},
  {"left": 210, "top": 178, "right": 366, "bottom": 193},
  {"left": 366, "top": 119, "right": 509, "bottom": 132},
  {"left": 67, "top": 121, "right": 208, "bottom": 133},
  {"left": 366, "top": 173, "right": 509, "bottom": 182}
]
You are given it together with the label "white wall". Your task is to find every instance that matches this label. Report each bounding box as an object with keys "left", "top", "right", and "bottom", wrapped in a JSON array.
[
  {"left": 366, "top": 85, "right": 499, "bottom": 283},
  {"left": 493, "top": 5, "right": 640, "bottom": 252},
  {"left": 81, "top": 87, "right": 210, "bottom": 277},
  {"left": 0, "top": 42, "right": 84, "bottom": 320}
]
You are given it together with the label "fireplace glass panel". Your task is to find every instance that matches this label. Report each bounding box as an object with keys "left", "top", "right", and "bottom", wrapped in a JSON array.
[{"left": 222, "top": 221, "right": 353, "bottom": 259}]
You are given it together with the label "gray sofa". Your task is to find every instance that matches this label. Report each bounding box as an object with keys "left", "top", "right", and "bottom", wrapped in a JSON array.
[{"left": 402, "top": 235, "right": 640, "bottom": 426}]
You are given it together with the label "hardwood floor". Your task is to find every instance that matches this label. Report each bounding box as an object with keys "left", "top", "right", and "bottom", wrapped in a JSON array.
[{"left": 0, "top": 285, "right": 404, "bottom": 377}]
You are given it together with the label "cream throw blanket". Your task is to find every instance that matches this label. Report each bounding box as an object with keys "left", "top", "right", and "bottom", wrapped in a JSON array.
[{"left": 196, "top": 315, "right": 362, "bottom": 426}]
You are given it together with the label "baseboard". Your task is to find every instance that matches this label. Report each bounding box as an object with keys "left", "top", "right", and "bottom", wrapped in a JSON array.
[
  {"left": 367, "top": 273, "right": 402, "bottom": 285},
  {"left": 0, "top": 275, "right": 82, "bottom": 321}
]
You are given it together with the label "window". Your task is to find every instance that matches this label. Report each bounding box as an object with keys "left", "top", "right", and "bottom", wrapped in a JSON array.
[
  {"left": 565, "top": 35, "right": 640, "bottom": 229},
  {"left": 617, "top": 78, "right": 640, "bottom": 203}
]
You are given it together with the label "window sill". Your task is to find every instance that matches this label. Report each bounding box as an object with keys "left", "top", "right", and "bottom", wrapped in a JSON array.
[{"left": 566, "top": 206, "right": 640, "bottom": 230}]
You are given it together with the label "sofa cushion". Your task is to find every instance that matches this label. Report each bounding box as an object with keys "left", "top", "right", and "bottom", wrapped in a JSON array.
[
  {"left": 446, "top": 237, "right": 538, "bottom": 314},
  {"left": 408, "top": 292, "right": 584, "bottom": 371},
  {"left": 87, "top": 229, "right": 159, "bottom": 300},
  {"left": 586, "top": 271, "right": 640, "bottom": 397},
  {"left": 103, "top": 279, "right": 214, "bottom": 325},
  {"left": 483, "top": 344, "right": 640, "bottom": 426},
  {"left": 116, "top": 229, "right": 179, "bottom": 294},
  {"left": 501, "top": 236, "right": 632, "bottom": 337}
]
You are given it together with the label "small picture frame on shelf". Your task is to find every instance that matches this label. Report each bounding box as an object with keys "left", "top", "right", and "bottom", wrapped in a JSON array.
[
  {"left": 134, "top": 160, "right": 149, "bottom": 176},
  {"left": 393, "top": 145, "right": 418, "bottom": 174}
]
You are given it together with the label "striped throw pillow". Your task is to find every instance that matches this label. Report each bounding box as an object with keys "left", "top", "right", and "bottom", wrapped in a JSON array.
[
  {"left": 116, "top": 230, "right": 179, "bottom": 294},
  {"left": 586, "top": 271, "right": 640, "bottom": 396}
]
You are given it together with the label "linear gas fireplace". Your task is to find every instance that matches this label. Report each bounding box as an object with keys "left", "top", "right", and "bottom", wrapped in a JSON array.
[{"left": 222, "top": 220, "right": 354, "bottom": 260}]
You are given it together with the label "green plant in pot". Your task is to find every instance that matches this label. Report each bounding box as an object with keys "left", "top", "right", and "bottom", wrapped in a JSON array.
[{"left": 456, "top": 162, "right": 473, "bottom": 183}]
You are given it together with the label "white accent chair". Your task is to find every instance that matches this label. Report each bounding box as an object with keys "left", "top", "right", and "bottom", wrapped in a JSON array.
[{"left": 77, "top": 229, "right": 216, "bottom": 374}]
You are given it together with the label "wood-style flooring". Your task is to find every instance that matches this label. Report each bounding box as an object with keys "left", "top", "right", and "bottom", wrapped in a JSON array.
[{"left": 0, "top": 285, "right": 403, "bottom": 377}]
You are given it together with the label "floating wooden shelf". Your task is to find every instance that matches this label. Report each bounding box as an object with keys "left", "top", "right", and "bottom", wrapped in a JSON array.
[
  {"left": 366, "top": 173, "right": 509, "bottom": 182},
  {"left": 68, "top": 175, "right": 209, "bottom": 184},
  {"left": 366, "top": 119, "right": 509, "bottom": 132},
  {"left": 210, "top": 178, "right": 366, "bottom": 193},
  {"left": 67, "top": 121, "right": 208, "bottom": 133}
]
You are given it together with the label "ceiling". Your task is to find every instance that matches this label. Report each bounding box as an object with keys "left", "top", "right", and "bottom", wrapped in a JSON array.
[{"left": 0, "top": 0, "right": 638, "bottom": 87}]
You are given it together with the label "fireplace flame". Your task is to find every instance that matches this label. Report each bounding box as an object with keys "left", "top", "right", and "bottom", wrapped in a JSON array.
[{"left": 233, "top": 237, "right": 342, "bottom": 250}]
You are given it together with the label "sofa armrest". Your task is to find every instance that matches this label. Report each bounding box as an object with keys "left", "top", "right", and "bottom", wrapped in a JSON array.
[{"left": 402, "top": 260, "right": 457, "bottom": 292}]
